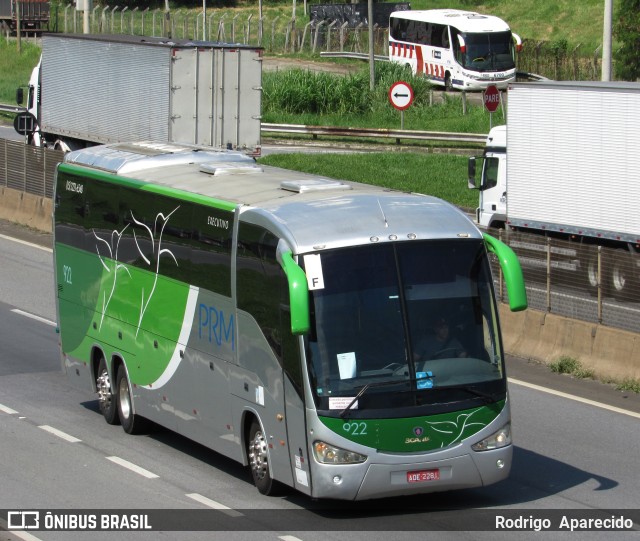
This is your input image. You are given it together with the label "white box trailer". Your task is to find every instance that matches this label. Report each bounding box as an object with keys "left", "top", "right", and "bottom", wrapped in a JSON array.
[
  {"left": 506, "top": 81, "right": 640, "bottom": 242},
  {"left": 469, "top": 81, "right": 640, "bottom": 299},
  {"left": 25, "top": 34, "right": 262, "bottom": 154}
]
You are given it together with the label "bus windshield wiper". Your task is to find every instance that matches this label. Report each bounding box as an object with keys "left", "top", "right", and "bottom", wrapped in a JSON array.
[{"left": 339, "top": 378, "right": 412, "bottom": 419}]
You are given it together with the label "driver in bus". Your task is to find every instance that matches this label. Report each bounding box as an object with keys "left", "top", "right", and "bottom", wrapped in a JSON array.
[{"left": 414, "top": 316, "right": 467, "bottom": 360}]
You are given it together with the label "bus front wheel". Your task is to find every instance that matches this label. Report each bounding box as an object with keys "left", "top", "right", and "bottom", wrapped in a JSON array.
[
  {"left": 444, "top": 73, "right": 453, "bottom": 91},
  {"left": 247, "top": 419, "right": 279, "bottom": 495}
]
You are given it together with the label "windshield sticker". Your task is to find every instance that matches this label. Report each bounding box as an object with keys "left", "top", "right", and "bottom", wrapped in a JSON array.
[
  {"left": 303, "top": 254, "right": 325, "bottom": 290},
  {"left": 337, "top": 352, "right": 356, "bottom": 379},
  {"left": 329, "top": 396, "right": 358, "bottom": 410}
]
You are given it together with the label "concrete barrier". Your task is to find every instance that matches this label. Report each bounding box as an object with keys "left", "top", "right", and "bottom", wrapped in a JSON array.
[
  {"left": 499, "top": 305, "right": 640, "bottom": 381},
  {"left": 0, "top": 187, "right": 52, "bottom": 233}
]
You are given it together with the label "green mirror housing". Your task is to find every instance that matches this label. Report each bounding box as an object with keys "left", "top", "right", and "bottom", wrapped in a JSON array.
[
  {"left": 280, "top": 250, "right": 310, "bottom": 335},
  {"left": 483, "top": 233, "right": 528, "bottom": 312}
]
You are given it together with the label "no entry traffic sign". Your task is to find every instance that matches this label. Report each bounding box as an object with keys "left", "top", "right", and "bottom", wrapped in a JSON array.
[
  {"left": 483, "top": 85, "right": 501, "bottom": 113},
  {"left": 389, "top": 81, "right": 414, "bottom": 111}
]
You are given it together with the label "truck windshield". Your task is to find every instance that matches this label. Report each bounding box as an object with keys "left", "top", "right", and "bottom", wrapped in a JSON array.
[
  {"left": 303, "top": 240, "right": 506, "bottom": 417},
  {"left": 454, "top": 30, "right": 515, "bottom": 72}
]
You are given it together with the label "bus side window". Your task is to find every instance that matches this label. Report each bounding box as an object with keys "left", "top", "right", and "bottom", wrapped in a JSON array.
[
  {"left": 442, "top": 25, "right": 450, "bottom": 48},
  {"left": 428, "top": 23, "right": 444, "bottom": 48}
]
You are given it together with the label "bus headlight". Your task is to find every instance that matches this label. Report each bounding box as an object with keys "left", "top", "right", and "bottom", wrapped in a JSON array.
[
  {"left": 313, "top": 441, "right": 367, "bottom": 464},
  {"left": 471, "top": 423, "right": 511, "bottom": 451}
]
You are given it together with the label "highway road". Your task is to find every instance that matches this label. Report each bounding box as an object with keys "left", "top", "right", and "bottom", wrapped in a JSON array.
[{"left": 0, "top": 221, "right": 639, "bottom": 540}]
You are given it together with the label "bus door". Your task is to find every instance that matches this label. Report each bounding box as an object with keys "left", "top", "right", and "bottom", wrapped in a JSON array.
[{"left": 234, "top": 223, "right": 311, "bottom": 491}]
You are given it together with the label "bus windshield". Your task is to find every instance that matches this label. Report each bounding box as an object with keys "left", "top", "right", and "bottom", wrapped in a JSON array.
[
  {"left": 303, "top": 239, "right": 505, "bottom": 417},
  {"left": 454, "top": 30, "right": 515, "bottom": 72}
]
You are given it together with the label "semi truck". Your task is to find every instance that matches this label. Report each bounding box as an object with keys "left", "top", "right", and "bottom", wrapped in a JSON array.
[
  {"left": 0, "top": 0, "right": 49, "bottom": 32},
  {"left": 16, "top": 33, "right": 262, "bottom": 155},
  {"left": 468, "top": 80, "right": 640, "bottom": 299}
]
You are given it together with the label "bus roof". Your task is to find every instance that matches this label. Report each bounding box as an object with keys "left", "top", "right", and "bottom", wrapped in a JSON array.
[
  {"left": 389, "top": 9, "right": 511, "bottom": 33},
  {"left": 64, "top": 142, "right": 481, "bottom": 254}
]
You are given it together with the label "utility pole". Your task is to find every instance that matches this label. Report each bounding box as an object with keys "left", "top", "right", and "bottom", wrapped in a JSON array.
[
  {"left": 368, "top": 0, "right": 374, "bottom": 90},
  {"left": 602, "top": 0, "right": 613, "bottom": 80}
]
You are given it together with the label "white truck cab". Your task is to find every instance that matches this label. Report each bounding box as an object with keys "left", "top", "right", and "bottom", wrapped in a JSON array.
[{"left": 468, "top": 125, "right": 507, "bottom": 228}]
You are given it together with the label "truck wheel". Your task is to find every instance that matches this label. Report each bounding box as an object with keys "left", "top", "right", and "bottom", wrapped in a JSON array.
[
  {"left": 116, "top": 365, "right": 148, "bottom": 435},
  {"left": 584, "top": 250, "right": 608, "bottom": 296},
  {"left": 96, "top": 356, "right": 119, "bottom": 425},
  {"left": 611, "top": 250, "right": 635, "bottom": 301},
  {"left": 247, "top": 419, "right": 280, "bottom": 495}
]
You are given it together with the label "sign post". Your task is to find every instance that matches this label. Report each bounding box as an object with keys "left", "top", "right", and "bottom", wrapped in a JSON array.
[
  {"left": 483, "top": 84, "right": 501, "bottom": 130},
  {"left": 389, "top": 81, "right": 414, "bottom": 140}
]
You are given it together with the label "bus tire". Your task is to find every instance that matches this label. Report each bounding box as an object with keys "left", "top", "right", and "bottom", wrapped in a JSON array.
[
  {"left": 247, "top": 419, "right": 279, "bottom": 495},
  {"left": 116, "top": 365, "right": 148, "bottom": 435},
  {"left": 96, "top": 356, "right": 119, "bottom": 425},
  {"left": 444, "top": 72, "right": 453, "bottom": 91}
]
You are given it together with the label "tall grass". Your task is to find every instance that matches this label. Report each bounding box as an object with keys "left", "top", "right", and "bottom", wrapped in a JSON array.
[
  {"left": 0, "top": 38, "right": 41, "bottom": 104},
  {"left": 263, "top": 63, "right": 502, "bottom": 132}
]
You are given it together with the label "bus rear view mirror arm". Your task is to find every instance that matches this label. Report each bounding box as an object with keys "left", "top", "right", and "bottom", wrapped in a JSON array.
[{"left": 483, "top": 233, "right": 528, "bottom": 312}]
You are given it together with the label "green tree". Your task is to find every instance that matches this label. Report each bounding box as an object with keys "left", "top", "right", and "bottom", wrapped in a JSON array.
[{"left": 613, "top": 0, "right": 640, "bottom": 80}]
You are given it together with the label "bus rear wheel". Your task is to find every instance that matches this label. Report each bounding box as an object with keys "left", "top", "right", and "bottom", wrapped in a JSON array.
[
  {"left": 247, "top": 419, "right": 279, "bottom": 495},
  {"left": 96, "top": 356, "right": 119, "bottom": 425},
  {"left": 116, "top": 366, "right": 148, "bottom": 435}
]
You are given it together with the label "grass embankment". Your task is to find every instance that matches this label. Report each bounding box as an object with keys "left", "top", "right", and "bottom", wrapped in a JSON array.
[{"left": 258, "top": 152, "right": 475, "bottom": 209}]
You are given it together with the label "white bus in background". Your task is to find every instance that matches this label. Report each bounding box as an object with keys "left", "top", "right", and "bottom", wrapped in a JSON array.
[{"left": 389, "top": 9, "right": 522, "bottom": 91}]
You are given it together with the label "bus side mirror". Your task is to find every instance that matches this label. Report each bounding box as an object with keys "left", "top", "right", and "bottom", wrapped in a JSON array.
[
  {"left": 468, "top": 157, "right": 477, "bottom": 189},
  {"left": 483, "top": 233, "right": 527, "bottom": 312},
  {"left": 16, "top": 87, "right": 23, "bottom": 105},
  {"left": 278, "top": 249, "right": 310, "bottom": 335},
  {"left": 513, "top": 33, "right": 523, "bottom": 53}
]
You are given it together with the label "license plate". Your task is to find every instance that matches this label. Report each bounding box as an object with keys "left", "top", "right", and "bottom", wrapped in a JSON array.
[{"left": 407, "top": 469, "right": 440, "bottom": 483}]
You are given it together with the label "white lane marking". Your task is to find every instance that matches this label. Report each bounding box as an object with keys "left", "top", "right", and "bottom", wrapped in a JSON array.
[
  {"left": 185, "top": 493, "right": 244, "bottom": 517},
  {"left": 106, "top": 456, "right": 159, "bottom": 479},
  {"left": 38, "top": 425, "right": 82, "bottom": 443},
  {"left": 279, "top": 536, "right": 305, "bottom": 541},
  {"left": 11, "top": 309, "right": 56, "bottom": 327},
  {"left": 0, "top": 403, "right": 19, "bottom": 414},
  {"left": 0, "top": 517, "right": 44, "bottom": 541},
  {"left": 0, "top": 233, "right": 52, "bottom": 253},
  {"left": 509, "top": 378, "right": 640, "bottom": 420}
]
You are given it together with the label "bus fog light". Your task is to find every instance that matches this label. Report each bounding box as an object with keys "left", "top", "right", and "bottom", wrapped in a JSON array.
[
  {"left": 471, "top": 423, "right": 511, "bottom": 451},
  {"left": 313, "top": 441, "right": 367, "bottom": 464},
  {"left": 333, "top": 475, "right": 342, "bottom": 484},
  {"left": 496, "top": 459, "right": 505, "bottom": 469}
]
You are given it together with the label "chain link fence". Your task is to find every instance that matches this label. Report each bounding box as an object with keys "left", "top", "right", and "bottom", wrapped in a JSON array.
[
  {"left": 488, "top": 227, "right": 640, "bottom": 334},
  {"left": 0, "top": 138, "right": 62, "bottom": 198},
  {"left": 48, "top": 5, "right": 609, "bottom": 81}
]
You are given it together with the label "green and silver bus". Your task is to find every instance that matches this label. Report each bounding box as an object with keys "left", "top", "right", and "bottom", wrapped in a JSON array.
[{"left": 54, "top": 142, "right": 527, "bottom": 500}]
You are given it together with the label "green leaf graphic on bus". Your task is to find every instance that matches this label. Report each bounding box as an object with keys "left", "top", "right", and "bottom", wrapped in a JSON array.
[{"left": 93, "top": 207, "right": 180, "bottom": 337}]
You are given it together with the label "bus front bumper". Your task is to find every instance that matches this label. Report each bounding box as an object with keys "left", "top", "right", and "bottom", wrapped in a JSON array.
[{"left": 310, "top": 445, "right": 512, "bottom": 501}]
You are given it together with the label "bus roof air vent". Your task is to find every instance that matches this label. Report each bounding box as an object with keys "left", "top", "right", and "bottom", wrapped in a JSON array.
[
  {"left": 280, "top": 179, "right": 352, "bottom": 193},
  {"left": 200, "top": 163, "right": 264, "bottom": 176}
]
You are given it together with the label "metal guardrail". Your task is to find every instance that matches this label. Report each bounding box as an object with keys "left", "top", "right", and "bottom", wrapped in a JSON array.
[
  {"left": 319, "top": 52, "right": 390, "bottom": 62},
  {"left": 0, "top": 104, "right": 26, "bottom": 114},
  {"left": 261, "top": 123, "right": 487, "bottom": 144}
]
